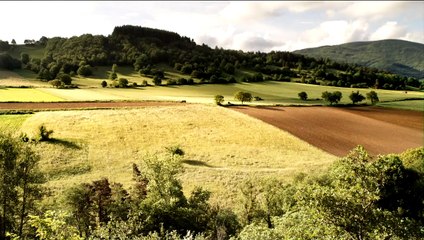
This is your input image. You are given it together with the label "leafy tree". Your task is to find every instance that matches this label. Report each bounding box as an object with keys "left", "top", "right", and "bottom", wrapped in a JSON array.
[
  {"left": 28, "top": 210, "right": 82, "bottom": 240},
  {"left": 214, "top": 95, "right": 224, "bottom": 105},
  {"left": 20, "top": 53, "right": 30, "bottom": 65},
  {"left": 321, "top": 91, "right": 342, "bottom": 105},
  {"left": 118, "top": 78, "right": 128, "bottom": 88},
  {"left": 349, "top": 91, "right": 365, "bottom": 104},
  {"left": 77, "top": 65, "right": 92, "bottom": 77},
  {"left": 0, "top": 133, "right": 44, "bottom": 239},
  {"left": 101, "top": 80, "right": 107, "bottom": 88},
  {"left": 234, "top": 91, "right": 253, "bottom": 104},
  {"left": 11, "top": 39, "right": 16, "bottom": 45},
  {"left": 298, "top": 91, "right": 308, "bottom": 101},
  {"left": 153, "top": 75, "right": 162, "bottom": 86},
  {"left": 366, "top": 91, "right": 379, "bottom": 105},
  {"left": 57, "top": 73, "right": 72, "bottom": 85}
]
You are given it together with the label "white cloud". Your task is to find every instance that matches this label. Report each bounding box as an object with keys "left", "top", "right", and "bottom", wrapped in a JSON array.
[{"left": 370, "top": 21, "right": 407, "bottom": 41}]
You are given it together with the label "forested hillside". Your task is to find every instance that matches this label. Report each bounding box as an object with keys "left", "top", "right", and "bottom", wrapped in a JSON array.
[
  {"left": 294, "top": 39, "right": 424, "bottom": 79},
  {"left": 0, "top": 25, "right": 422, "bottom": 90}
]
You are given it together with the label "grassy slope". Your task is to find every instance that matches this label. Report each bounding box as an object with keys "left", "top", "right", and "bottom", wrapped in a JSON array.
[
  {"left": 12, "top": 105, "right": 335, "bottom": 207},
  {"left": 0, "top": 88, "right": 64, "bottom": 102},
  {"left": 294, "top": 39, "right": 424, "bottom": 78}
]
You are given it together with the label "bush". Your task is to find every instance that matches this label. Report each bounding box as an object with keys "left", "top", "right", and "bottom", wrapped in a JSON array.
[
  {"left": 37, "top": 124, "right": 53, "bottom": 141},
  {"left": 118, "top": 78, "right": 128, "bottom": 88},
  {"left": 254, "top": 96, "right": 263, "bottom": 101},
  {"left": 101, "top": 80, "right": 107, "bottom": 88},
  {"left": 50, "top": 80, "right": 62, "bottom": 88},
  {"left": 77, "top": 65, "right": 92, "bottom": 77},
  {"left": 142, "top": 80, "right": 148, "bottom": 86},
  {"left": 57, "top": 73, "right": 72, "bottom": 85},
  {"left": 167, "top": 79, "right": 177, "bottom": 85},
  {"left": 166, "top": 145, "right": 185, "bottom": 156},
  {"left": 298, "top": 91, "right": 308, "bottom": 101}
]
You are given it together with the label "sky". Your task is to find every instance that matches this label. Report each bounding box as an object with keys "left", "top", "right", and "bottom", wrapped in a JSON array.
[{"left": 0, "top": 1, "right": 423, "bottom": 52}]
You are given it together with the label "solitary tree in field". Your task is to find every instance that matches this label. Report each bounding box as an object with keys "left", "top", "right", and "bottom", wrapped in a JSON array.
[
  {"left": 298, "top": 91, "right": 308, "bottom": 101},
  {"left": 153, "top": 76, "right": 162, "bottom": 86},
  {"left": 349, "top": 91, "right": 365, "bottom": 105},
  {"left": 234, "top": 91, "right": 253, "bottom": 104},
  {"left": 366, "top": 91, "right": 379, "bottom": 105},
  {"left": 214, "top": 95, "right": 224, "bottom": 105},
  {"left": 118, "top": 78, "right": 128, "bottom": 88},
  {"left": 101, "top": 80, "right": 107, "bottom": 88}
]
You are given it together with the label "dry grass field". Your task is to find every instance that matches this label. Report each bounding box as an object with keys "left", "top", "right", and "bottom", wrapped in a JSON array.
[{"left": 12, "top": 104, "right": 335, "bottom": 206}]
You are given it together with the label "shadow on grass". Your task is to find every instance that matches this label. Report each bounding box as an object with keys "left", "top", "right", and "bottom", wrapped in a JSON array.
[
  {"left": 49, "top": 138, "right": 81, "bottom": 149},
  {"left": 182, "top": 159, "right": 214, "bottom": 168}
]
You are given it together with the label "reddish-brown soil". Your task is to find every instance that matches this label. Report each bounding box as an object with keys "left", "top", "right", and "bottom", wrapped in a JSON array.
[
  {"left": 230, "top": 106, "right": 423, "bottom": 157},
  {"left": 0, "top": 101, "right": 186, "bottom": 110}
]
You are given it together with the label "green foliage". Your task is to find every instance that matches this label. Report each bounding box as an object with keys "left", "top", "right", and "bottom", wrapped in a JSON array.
[
  {"left": 118, "top": 78, "right": 129, "bottom": 88},
  {"left": 0, "top": 133, "right": 45, "bottom": 239},
  {"left": 108, "top": 72, "right": 117, "bottom": 80},
  {"left": 366, "top": 90, "right": 379, "bottom": 105},
  {"left": 57, "top": 73, "right": 72, "bottom": 85},
  {"left": 298, "top": 91, "right": 308, "bottom": 101},
  {"left": 20, "top": 53, "right": 30, "bottom": 65},
  {"left": 153, "top": 75, "right": 162, "bottom": 86},
  {"left": 214, "top": 95, "right": 224, "bottom": 105},
  {"left": 101, "top": 80, "right": 107, "bottom": 88},
  {"left": 77, "top": 65, "right": 92, "bottom": 77},
  {"left": 28, "top": 210, "right": 82, "bottom": 240},
  {"left": 50, "top": 79, "right": 62, "bottom": 88},
  {"left": 234, "top": 91, "right": 253, "bottom": 104},
  {"left": 37, "top": 124, "right": 53, "bottom": 142},
  {"left": 321, "top": 91, "right": 342, "bottom": 105},
  {"left": 165, "top": 145, "right": 185, "bottom": 156},
  {"left": 349, "top": 91, "right": 365, "bottom": 104}
]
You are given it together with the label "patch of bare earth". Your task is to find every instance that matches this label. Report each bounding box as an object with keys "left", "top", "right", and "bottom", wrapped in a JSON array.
[{"left": 230, "top": 106, "right": 423, "bottom": 157}]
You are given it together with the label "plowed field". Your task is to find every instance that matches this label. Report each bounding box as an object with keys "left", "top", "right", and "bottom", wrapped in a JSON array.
[{"left": 230, "top": 106, "right": 423, "bottom": 156}]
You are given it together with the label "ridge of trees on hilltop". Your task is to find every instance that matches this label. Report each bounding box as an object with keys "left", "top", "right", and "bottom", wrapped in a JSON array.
[{"left": 0, "top": 25, "right": 422, "bottom": 90}]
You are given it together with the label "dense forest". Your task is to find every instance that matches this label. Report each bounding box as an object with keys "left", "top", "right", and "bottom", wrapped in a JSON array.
[
  {"left": 0, "top": 25, "right": 422, "bottom": 90},
  {"left": 0, "top": 133, "right": 423, "bottom": 239}
]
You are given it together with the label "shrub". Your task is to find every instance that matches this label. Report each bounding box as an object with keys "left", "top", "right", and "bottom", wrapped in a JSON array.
[
  {"left": 50, "top": 80, "right": 62, "bottom": 88},
  {"left": 298, "top": 91, "right": 308, "bottom": 101},
  {"left": 109, "top": 72, "right": 117, "bottom": 80},
  {"left": 57, "top": 73, "right": 72, "bottom": 85},
  {"left": 118, "top": 78, "right": 128, "bottom": 88},
  {"left": 254, "top": 96, "right": 263, "bottom": 101},
  {"left": 167, "top": 79, "right": 177, "bottom": 85},
  {"left": 214, "top": 95, "right": 224, "bottom": 105},
  {"left": 166, "top": 145, "right": 185, "bottom": 156},
  {"left": 142, "top": 80, "right": 148, "bottom": 86},
  {"left": 101, "top": 80, "right": 107, "bottom": 88},
  {"left": 77, "top": 65, "right": 92, "bottom": 77},
  {"left": 37, "top": 124, "right": 53, "bottom": 141}
]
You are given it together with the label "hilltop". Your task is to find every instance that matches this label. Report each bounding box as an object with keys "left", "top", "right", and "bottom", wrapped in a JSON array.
[
  {"left": 0, "top": 26, "right": 422, "bottom": 91},
  {"left": 294, "top": 39, "right": 424, "bottom": 79}
]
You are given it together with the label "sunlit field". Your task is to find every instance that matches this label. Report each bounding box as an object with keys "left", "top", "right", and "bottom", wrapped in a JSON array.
[{"left": 14, "top": 104, "right": 336, "bottom": 206}]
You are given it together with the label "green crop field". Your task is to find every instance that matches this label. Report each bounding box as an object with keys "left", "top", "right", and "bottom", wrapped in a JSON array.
[
  {"left": 13, "top": 105, "right": 335, "bottom": 207},
  {"left": 377, "top": 100, "right": 424, "bottom": 111},
  {"left": 0, "top": 88, "right": 64, "bottom": 102},
  {"left": 0, "top": 114, "right": 31, "bottom": 132}
]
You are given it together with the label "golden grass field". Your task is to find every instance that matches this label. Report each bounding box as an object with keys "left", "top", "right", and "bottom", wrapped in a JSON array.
[{"left": 6, "top": 104, "right": 336, "bottom": 207}]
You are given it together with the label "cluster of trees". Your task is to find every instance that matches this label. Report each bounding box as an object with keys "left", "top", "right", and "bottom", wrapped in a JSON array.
[
  {"left": 297, "top": 90, "right": 379, "bottom": 105},
  {"left": 1, "top": 132, "right": 423, "bottom": 239},
  {"left": 2, "top": 25, "right": 421, "bottom": 91}
]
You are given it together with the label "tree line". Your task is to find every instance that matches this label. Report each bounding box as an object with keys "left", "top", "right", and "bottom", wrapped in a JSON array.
[{"left": 1, "top": 25, "right": 422, "bottom": 90}]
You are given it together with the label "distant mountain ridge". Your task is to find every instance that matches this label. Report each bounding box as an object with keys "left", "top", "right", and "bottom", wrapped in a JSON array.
[{"left": 294, "top": 39, "right": 424, "bottom": 79}]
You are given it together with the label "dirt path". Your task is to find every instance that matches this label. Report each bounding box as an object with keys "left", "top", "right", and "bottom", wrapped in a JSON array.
[
  {"left": 0, "top": 101, "right": 186, "bottom": 110},
  {"left": 230, "top": 106, "right": 423, "bottom": 157}
]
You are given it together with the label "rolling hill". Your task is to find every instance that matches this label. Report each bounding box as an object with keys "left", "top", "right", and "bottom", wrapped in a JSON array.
[{"left": 294, "top": 39, "right": 424, "bottom": 79}]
